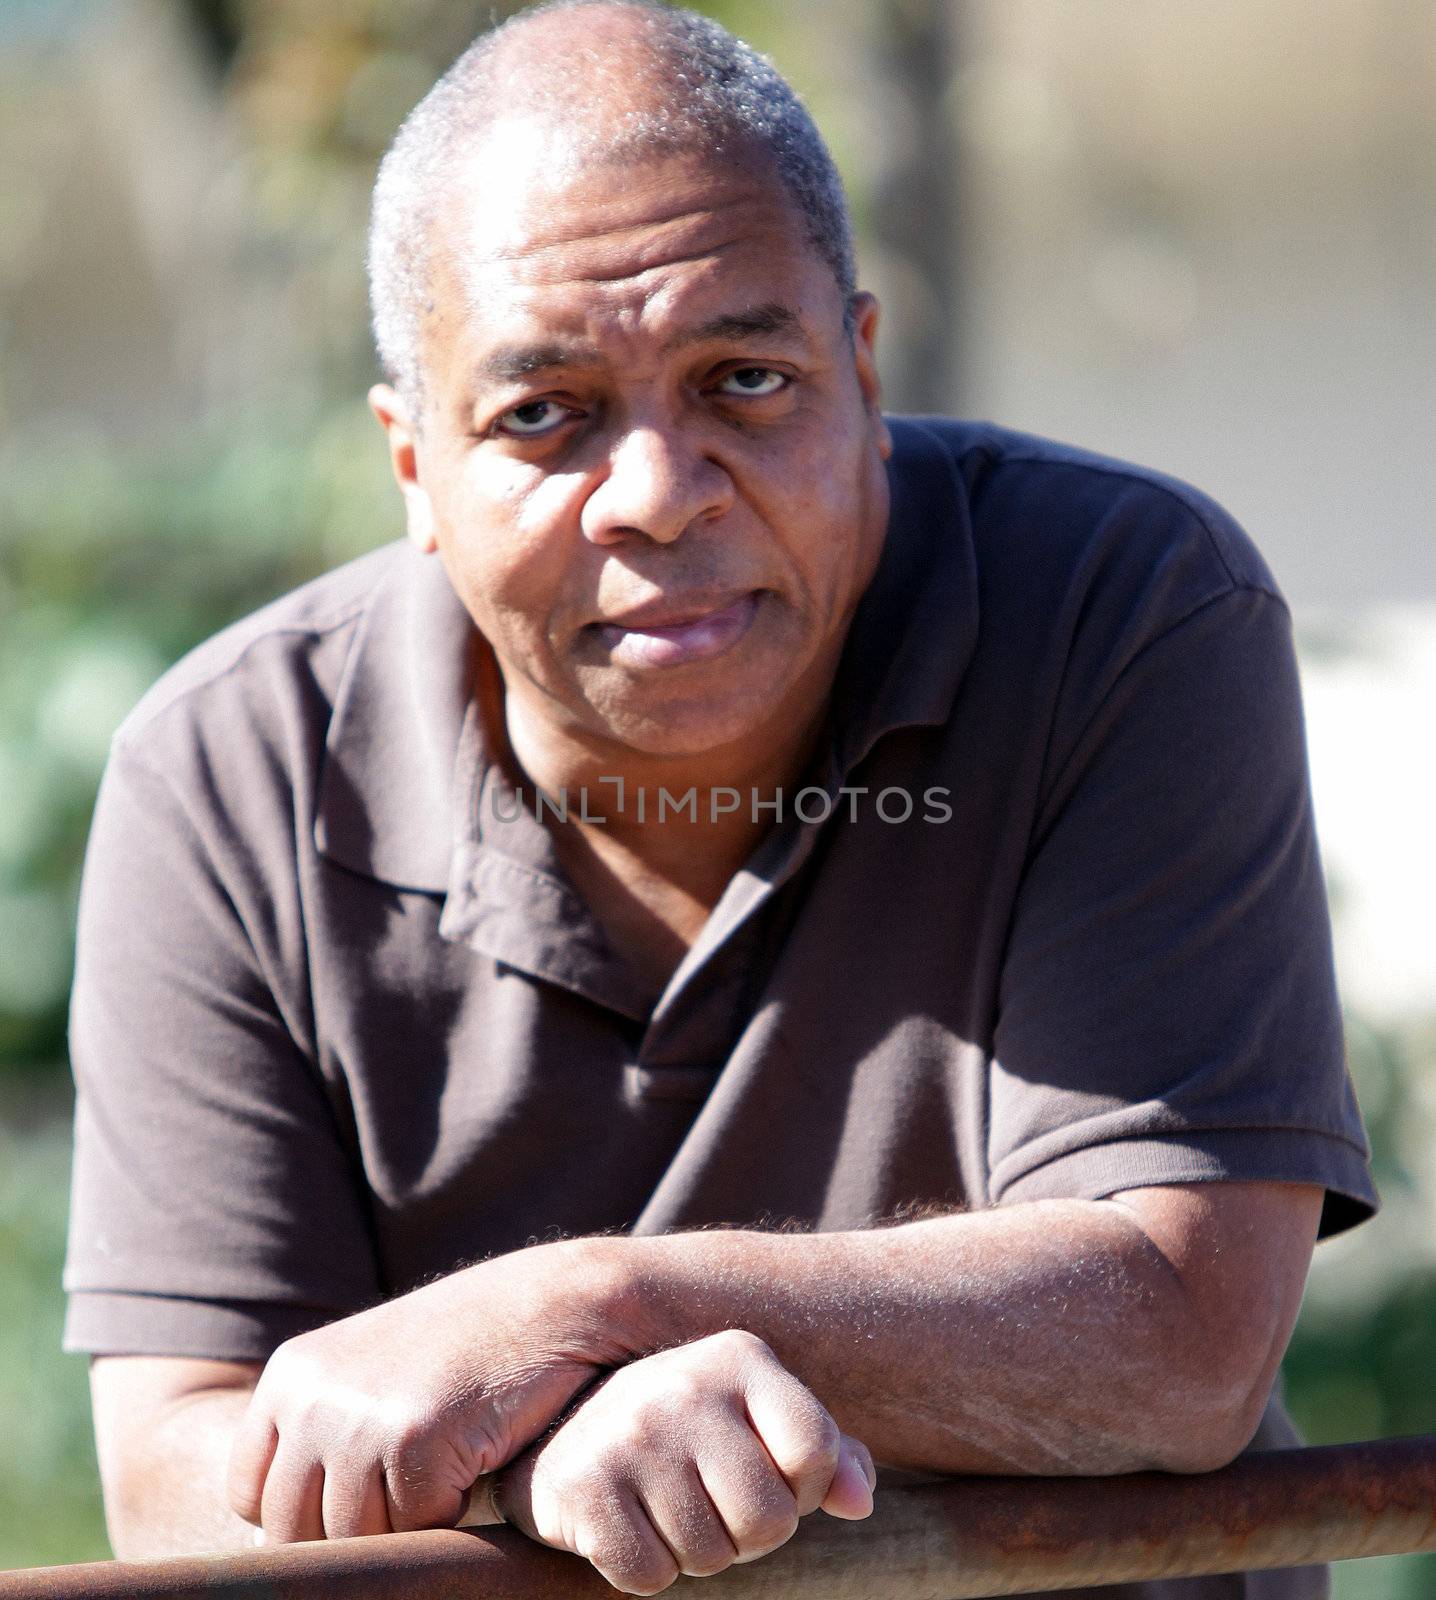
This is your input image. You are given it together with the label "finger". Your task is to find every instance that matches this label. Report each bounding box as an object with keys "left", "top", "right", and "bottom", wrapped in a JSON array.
[
  {"left": 741, "top": 1364, "right": 842, "bottom": 1518},
  {"left": 226, "top": 1411, "right": 278, "bottom": 1526},
  {"left": 696, "top": 1441, "right": 799, "bottom": 1564},
  {"left": 259, "top": 1447, "right": 326, "bottom": 1544},
  {"left": 581, "top": 1486, "right": 682, "bottom": 1597},
  {"left": 381, "top": 1447, "right": 468, "bottom": 1533},
  {"left": 638, "top": 1462, "right": 739, "bottom": 1579},
  {"left": 819, "top": 1434, "right": 875, "bottom": 1521},
  {"left": 322, "top": 1466, "right": 393, "bottom": 1539},
  {"left": 489, "top": 1446, "right": 539, "bottom": 1536}
]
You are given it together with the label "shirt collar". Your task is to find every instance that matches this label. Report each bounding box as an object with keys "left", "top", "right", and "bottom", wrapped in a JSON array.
[
  {"left": 829, "top": 416, "right": 979, "bottom": 776},
  {"left": 314, "top": 416, "right": 979, "bottom": 893}
]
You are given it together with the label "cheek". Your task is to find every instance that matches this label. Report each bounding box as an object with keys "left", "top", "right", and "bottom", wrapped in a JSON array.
[
  {"left": 435, "top": 465, "right": 592, "bottom": 642},
  {"left": 756, "top": 432, "right": 875, "bottom": 604}
]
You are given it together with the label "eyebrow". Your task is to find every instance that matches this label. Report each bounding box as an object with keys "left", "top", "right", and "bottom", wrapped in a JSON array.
[
  {"left": 473, "top": 302, "right": 805, "bottom": 389},
  {"left": 477, "top": 343, "right": 590, "bottom": 385},
  {"left": 678, "top": 302, "right": 802, "bottom": 347}
]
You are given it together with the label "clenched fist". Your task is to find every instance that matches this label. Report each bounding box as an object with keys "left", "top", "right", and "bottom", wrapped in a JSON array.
[
  {"left": 226, "top": 1238, "right": 635, "bottom": 1541},
  {"left": 489, "top": 1329, "right": 875, "bottom": 1595}
]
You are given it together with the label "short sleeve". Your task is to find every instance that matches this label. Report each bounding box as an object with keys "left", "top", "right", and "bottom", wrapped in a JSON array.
[
  {"left": 988, "top": 585, "right": 1377, "bottom": 1237},
  {"left": 63, "top": 741, "right": 383, "bottom": 1358}
]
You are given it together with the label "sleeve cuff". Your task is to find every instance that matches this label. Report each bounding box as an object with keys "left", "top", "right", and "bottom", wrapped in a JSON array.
[
  {"left": 62, "top": 1291, "right": 343, "bottom": 1360},
  {"left": 988, "top": 1126, "right": 1379, "bottom": 1239}
]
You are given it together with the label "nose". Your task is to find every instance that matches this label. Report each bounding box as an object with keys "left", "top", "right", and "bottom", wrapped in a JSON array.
[{"left": 580, "top": 423, "right": 734, "bottom": 546}]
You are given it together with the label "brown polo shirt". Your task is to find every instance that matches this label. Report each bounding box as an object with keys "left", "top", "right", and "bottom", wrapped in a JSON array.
[{"left": 63, "top": 417, "right": 1375, "bottom": 1592}]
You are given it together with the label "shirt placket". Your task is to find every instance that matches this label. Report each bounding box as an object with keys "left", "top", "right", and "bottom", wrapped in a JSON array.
[
  {"left": 627, "top": 737, "right": 846, "bottom": 1101},
  {"left": 437, "top": 714, "right": 655, "bottom": 1022},
  {"left": 437, "top": 706, "right": 849, "bottom": 1103}
]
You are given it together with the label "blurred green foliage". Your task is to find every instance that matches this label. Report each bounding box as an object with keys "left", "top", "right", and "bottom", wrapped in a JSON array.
[
  {"left": 0, "top": 1094, "right": 110, "bottom": 1570},
  {"left": 0, "top": 408, "right": 396, "bottom": 1072},
  {"left": 1, "top": 0, "right": 1434, "bottom": 1590}
]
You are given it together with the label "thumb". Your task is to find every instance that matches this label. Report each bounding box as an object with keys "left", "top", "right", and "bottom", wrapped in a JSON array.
[{"left": 820, "top": 1434, "right": 876, "bottom": 1521}]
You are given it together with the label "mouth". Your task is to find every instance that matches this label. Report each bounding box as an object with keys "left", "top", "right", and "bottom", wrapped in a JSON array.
[{"left": 588, "top": 590, "right": 763, "bottom": 669}]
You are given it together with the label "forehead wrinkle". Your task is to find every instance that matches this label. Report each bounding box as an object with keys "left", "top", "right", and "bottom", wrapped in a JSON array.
[
  {"left": 473, "top": 187, "right": 754, "bottom": 265},
  {"left": 530, "top": 240, "right": 745, "bottom": 287},
  {"left": 454, "top": 224, "right": 757, "bottom": 339},
  {"left": 674, "top": 302, "right": 802, "bottom": 348}
]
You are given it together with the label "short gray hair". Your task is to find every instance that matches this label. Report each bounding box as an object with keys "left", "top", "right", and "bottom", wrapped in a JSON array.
[{"left": 367, "top": 0, "right": 856, "bottom": 415}]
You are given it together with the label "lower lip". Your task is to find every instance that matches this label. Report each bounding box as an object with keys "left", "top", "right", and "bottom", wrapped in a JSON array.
[{"left": 594, "top": 593, "right": 761, "bottom": 669}]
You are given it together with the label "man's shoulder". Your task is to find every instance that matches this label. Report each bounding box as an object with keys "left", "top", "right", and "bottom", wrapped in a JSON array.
[
  {"left": 890, "top": 415, "right": 1283, "bottom": 604},
  {"left": 111, "top": 541, "right": 409, "bottom": 762}
]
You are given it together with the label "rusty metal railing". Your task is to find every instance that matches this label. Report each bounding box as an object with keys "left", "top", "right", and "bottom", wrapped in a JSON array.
[{"left": 4, "top": 1435, "right": 1436, "bottom": 1599}]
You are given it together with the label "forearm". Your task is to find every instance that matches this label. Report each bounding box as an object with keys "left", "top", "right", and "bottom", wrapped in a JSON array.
[
  {"left": 99, "top": 1387, "right": 259, "bottom": 1560},
  {"left": 602, "top": 1197, "right": 1294, "bottom": 1479}
]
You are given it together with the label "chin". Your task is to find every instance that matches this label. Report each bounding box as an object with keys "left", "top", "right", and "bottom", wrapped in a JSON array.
[
  {"left": 579, "top": 681, "right": 781, "bottom": 759},
  {"left": 569, "top": 643, "right": 798, "bottom": 754},
  {"left": 599, "top": 708, "right": 769, "bottom": 759}
]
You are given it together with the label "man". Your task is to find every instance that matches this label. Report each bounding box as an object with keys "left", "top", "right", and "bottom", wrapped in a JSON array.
[{"left": 64, "top": 2, "right": 1377, "bottom": 1595}]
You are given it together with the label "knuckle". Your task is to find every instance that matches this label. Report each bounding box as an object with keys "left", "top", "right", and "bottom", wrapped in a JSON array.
[
  {"left": 263, "top": 1336, "right": 311, "bottom": 1389},
  {"left": 625, "top": 1385, "right": 699, "bottom": 1441},
  {"left": 557, "top": 1458, "right": 614, "bottom": 1509},
  {"left": 743, "top": 1506, "right": 799, "bottom": 1553},
  {"left": 708, "top": 1327, "right": 771, "bottom": 1363},
  {"left": 663, "top": 1367, "right": 711, "bottom": 1408},
  {"left": 377, "top": 1394, "right": 448, "bottom": 1470},
  {"left": 591, "top": 1538, "right": 678, "bottom": 1596},
  {"left": 800, "top": 1409, "right": 842, "bottom": 1471},
  {"left": 381, "top": 1440, "right": 456, "bottom": 1528},
  {"left": 620, "top": 1402, "right": 666, "bottom": 1446},
  {"left": 578, "top": 1503, "right": 678, "bottom": 1595},
  {"left": 385, "top": 1412, "right": 438, "bottom": 1465},
  {"left": 730, "top": 1486, "right": 799, "bottom": 1553},
  {"left": 680, "top": 1537, "right": 736, "bottom": 1579},
  {"left": 618, "top": 1560, "right": 679, "bottom": 1596},
  {"left": 772, "top": 1391, "right": 840, "bottom": 1495}
]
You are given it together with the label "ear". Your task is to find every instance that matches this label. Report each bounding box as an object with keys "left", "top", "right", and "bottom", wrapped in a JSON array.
[
  {"left": 368, "top": 383, "right": 437, "bottom": 553},
  {"left": 848, "top": 291, "right": 893, "bottom": 461}
]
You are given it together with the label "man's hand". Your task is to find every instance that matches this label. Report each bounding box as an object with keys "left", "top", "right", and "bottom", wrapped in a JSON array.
[
  {"left": 491, "top": 1329, "right": 875, "bottom": 1596},
  {"left": 227, "top": 1238, "right": 637, "bottom": 1542}
]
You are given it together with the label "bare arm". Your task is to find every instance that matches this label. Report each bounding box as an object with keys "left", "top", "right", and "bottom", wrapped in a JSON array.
[
  {"left": 84, "top": 1178, "right": 1321, "bottom": 1591},
  {"left": 227, "top": 1175, "right": 1323, "bottom": 1553},
  {"left": 89, "top": 1356, "right": 262, "bottom": 1559},
  {"left": 607, "top": 1180, "right": 1325, "bottom": 1478}
]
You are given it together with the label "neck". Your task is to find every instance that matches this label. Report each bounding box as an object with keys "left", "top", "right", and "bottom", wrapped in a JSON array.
[{"left": 479, "top": 648, "right": 834, "bottom": 896}]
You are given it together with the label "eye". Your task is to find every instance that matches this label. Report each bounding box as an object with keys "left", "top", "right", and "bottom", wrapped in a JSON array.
[
  {"left": 715, "top": 366, "right": 788, "bottom": 398},
  {"left": 493, "top": 398, "right": 573, "bottom": 438}
]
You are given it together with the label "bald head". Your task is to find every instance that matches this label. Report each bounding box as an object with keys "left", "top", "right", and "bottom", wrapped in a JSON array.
[{"left": 367, "top": 0, "right": 854, "bottom": 416}]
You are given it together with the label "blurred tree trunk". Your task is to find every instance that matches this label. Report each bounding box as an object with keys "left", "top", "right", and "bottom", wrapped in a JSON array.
[
  {"left": 847, "top": 0, "right": 963, "bottom": 414},
  {"left": 176, "top": 0, "right": 241, "bottom": 75}
]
